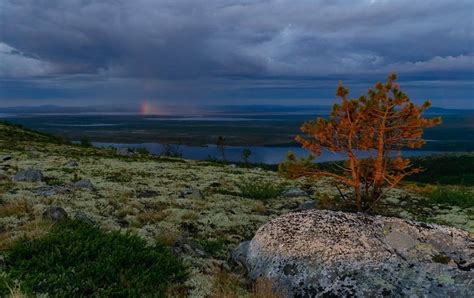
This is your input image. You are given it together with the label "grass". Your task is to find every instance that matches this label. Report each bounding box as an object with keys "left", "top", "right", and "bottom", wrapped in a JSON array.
[
  {"left": 237, "top": 178, "right": 285, "bottom": 201},
  {"left": 429, "top": 186, "right": 474, "bottom": 208},
  {"left": 0, "top": 220, "right": 187, "bottom": 297},
  {"left": 197, "top": 238, "right": 227, "bottom": 257}
]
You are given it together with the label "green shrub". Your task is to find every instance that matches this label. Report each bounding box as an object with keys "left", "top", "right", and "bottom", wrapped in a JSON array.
[
  {"left": 429, "top": 186, "right": 474, "bottom": 208},
  {"left": 79, "top": 135, "right": 92, "bottom": 148},
  {"left": 0, "top": 220, "right": 187, "bottom": 297},
  {"left": 197, "top": 238, "right": 227, "bottom": 258},
  {"left": 161, "top": 144, "right": 182, "bottom": 158},
  {"left": 237, "top": 178, "right": 285, "bottom": 200},
  {"left": 136, "top": 147, "right": 150, "bottom": 155}
]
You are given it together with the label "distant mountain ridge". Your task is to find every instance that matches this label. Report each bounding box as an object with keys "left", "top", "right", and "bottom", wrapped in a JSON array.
[{"left": 0, "top": 104, "right": 471, "bottom": 115}]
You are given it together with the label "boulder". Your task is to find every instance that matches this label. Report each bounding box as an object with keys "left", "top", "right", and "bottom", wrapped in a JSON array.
[
  {"left": 13, "top": 169, "right": 44, "bottom": 182},
  {"left": 283, "top": 187, "right": 308, "bottom": 198},
  {"left": 179, "top": 186, "right": 203, "bottom": 200},
  {"left": 236, "top": 210, "right": 473, "bottom": 297},
  {"left": 43, "top": 206, "right": 68, "bottom": 222}
]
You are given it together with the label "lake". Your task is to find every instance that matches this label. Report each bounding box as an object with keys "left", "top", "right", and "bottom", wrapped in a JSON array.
[{"left": 94, "top": 142, "right": 445, "bottom": 164}]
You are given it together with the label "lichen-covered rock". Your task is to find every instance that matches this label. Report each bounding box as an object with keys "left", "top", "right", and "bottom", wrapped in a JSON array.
[
  {"left": 43, "top": 206, "right": 68, "bottom": 222},
  {"left": 240, "top": 210, "right": 473, "bottom": 297},
  {"left": 297, "top": 200, "right": 318, "bottom": 211},
  {"left": 13, "top": 169, "right": 43, "bottom": 182},
  {"left": 179, "top": 186, "right": 203, "bottom": 200},
  {"left": 33, "top": 186, "right": 67, "bottom": 196}
]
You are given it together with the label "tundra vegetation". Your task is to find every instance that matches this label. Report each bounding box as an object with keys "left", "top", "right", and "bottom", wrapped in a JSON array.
[{"left": 0, "top": 76, "right": 472, "bottom": 296}]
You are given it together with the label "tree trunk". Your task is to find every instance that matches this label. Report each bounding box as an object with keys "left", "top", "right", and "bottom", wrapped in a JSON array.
[{"left": 374, "top": 129, "right": 385, "bottom": 193}]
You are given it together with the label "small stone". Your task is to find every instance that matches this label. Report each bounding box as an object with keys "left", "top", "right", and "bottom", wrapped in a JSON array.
[
  {"left": 43, "top": 206, "right": 68, "bottom": 222},
  {"left": 1, "top": 155, "right": 13, "bottom": 162},
  {"left": 229, "top": 164, "right": 237, "bottom": 168},
  {"left": 34, "top": 186, "right": 66, "bottom": 196},
  {"left": 283, "top": 187, "right": 308, "bottom": 198},
  {"left": 136, "top": 190, "right": 160, "bottom": 198},
  {"left": 172, "top": 238, "right": 207, "bottom": 257},
  {"left": 72, "top": 179, "right": 93, "bottom": 189},
  {"left": 75, "top": 212, "right": 95, "bottom": 225},
  {"left": 297, "top": 200, "right": 318, "bottom": 211},
  {"left": 13, "top": 169, "right": 44, "bottom": 182},
  {"left": 65, "top": 160, "right": 79, "bottom": 168},
  {"left": 116, "top": 218, "right": 129, "bottom": 228},
  {"left": 117, "top": 148, "right": 133, "bottom": 157},
  {"left": 179, "top": 186, "right": 203, "bottom": 200}
]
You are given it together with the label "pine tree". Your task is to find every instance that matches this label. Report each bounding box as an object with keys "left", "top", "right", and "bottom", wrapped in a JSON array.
[{"left": 279, "top": 73, "right": 441, "bottom": 212}]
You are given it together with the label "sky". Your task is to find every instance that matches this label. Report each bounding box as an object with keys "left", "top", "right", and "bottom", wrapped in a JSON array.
[{"left": 0, "top": 0, "right": 473, "bottom": 109}]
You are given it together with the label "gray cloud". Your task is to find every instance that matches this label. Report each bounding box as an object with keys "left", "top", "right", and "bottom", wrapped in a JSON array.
[{"left": 0, "top": 0, "right": 473, "bottom": 107}]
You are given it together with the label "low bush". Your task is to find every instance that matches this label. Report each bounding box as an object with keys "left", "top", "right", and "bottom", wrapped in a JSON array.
[
  {"left": 79, "top": 135, "right": 92, "bottom": 148},
  {"left": 429, "top": 186, "right": 474, "bottom": 208},
  {"left": 0, "top": 220, "right": 187, "bottom": 297},
  {"left": 237, "top": 178, "right": 285, "bottom": 200}
]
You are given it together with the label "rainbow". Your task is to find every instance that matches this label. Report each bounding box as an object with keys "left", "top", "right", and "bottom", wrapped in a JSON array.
[{"left": 140, "top": 101, "right": 161, "bottom": 115}]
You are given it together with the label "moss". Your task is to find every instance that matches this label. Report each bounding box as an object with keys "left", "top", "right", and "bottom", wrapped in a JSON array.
[{"left": 432, "top": 254, "right": 451, "bottom": 264}]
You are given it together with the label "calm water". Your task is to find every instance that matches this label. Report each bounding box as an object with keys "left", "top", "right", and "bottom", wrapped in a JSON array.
[{"left": 94, "top": 142, "right": 444, "bottom": 164}]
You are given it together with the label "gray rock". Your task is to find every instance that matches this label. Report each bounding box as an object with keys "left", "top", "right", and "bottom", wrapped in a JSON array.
[
  {"left": 13, "top": 169, "right": 44, "bottom": 182},
  {"left": 33, "top": 186, "right": 66, "bottom": 196},
  {"left": 297, "top": 200, "right": 318, "bottom": 211},
  {"left": 232, "top": 241, "right": 250, "bottom": 267},
  {"left": 239, "top": 210, "right": 474, "bottom": 297},
  {"left": 65, "top": 160, "right": 79, "bottom": 168},
  {"left": 72, "top": 179, "right": 94, "bottom": 190},
  {"left": 172, "top": 238, "right": 207, "bottom": 257},
  {"left": 283, "top": 187, "right": 308, "bottom": 198},
  {"left": 43, "top": 206, "right": 68, "bottom": 222},
  {"left": 179, "top": 186, "right": 203, "bottom": 200},
  {"left": 75, "top": 211, "right": 95, "bottom": 225}
]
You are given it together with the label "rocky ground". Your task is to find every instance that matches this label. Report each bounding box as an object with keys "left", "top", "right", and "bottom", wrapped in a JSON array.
[{"left": 0, "top": 123, "right": 472, "bottom": 296}]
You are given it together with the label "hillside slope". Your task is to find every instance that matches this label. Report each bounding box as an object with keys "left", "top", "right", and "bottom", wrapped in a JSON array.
[{"left": 0, "top": 123, "right": 472, "bottom": 296}]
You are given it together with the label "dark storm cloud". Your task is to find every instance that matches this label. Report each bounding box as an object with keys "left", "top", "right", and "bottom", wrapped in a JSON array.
[{"left": 0, "top": 0, "right": 473, "bottom": 107}]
